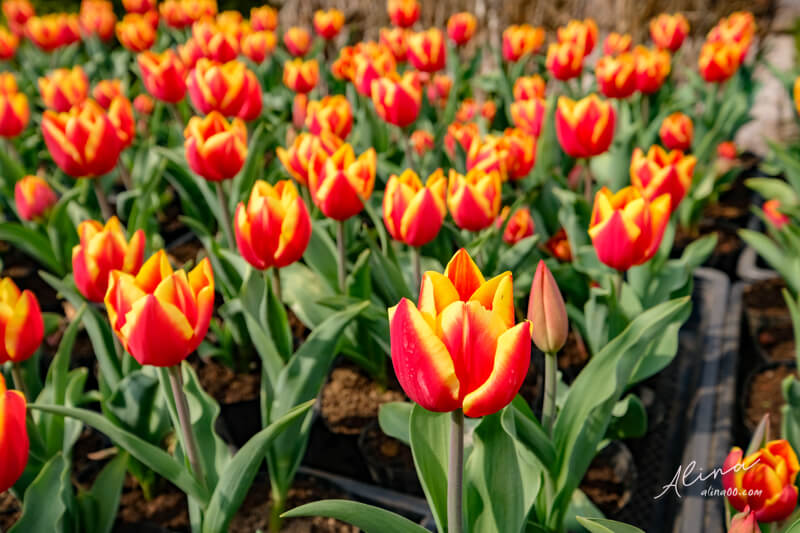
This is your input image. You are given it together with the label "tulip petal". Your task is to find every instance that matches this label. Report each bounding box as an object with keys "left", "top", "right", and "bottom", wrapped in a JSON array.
[
  {"left": 469, "top": 272, "right": 515, "bottom": 328},
  {"left": 5, "top": 290, "right": 43, "bottom": 362},
  {"left": 444, "top": 248, "right": 484, "bottom": 301},
  {"left": 723, "top": 447, "right": 748, "bottom": 512},
  {"left": 121, "top": 294, "right": 194, "bottom": 367},
  {"left": 0, "top": 388, "right": 28, "bottom": 493}
]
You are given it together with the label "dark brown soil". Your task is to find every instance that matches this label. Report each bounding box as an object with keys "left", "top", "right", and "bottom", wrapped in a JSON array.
[
  {"left": 745, "top": 364, "right": 799, "bottom": 437},
  {"left": 320, "top": 366, "right": 405, "bottom": 435},
  {"left": 0, "top": 491, "right": 21, "bottom": 531},
  {"left": 116, "top": 475, "right": 190, "bottom": 532},
  {"left": 758, "top": 326, "right": 797, "bottom": 363},
  {"left": 519, "top": 356, "right": 542, "bottom": 408},
  {"left": 744, "top": 278, "right": 789, "bottom": 311},
  {"left": 287, "top": 308, "right": 310, "bottom": 350},
  {"left": 558, "top": 330, "right": 590, "bottom": 380},
  {"left": 359, "top": 422, "right": 421, "bottom": 494},
  {"left": 167, "top": 239, "right": 204, "bottom": 267},
  {"left": 0, "top": 246, "right": 61, "bottom": 312},
  {"left": 72, "top": 428, "right": 112, "bottom": 489},
  {"left": 580, "top": 444, "right": 634, "bottom": 517},
  {"left": 673, "top": 221, "right": 743, "bottom": 257},
  {"left": 192, "top": 356, "right": 260, "bottom": 405}
]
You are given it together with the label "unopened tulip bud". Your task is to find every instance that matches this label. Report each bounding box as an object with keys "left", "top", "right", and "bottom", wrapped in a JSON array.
[
  {"left": 528, "top": 260, "right": 568, "bottom": 354},
  {"left": 729, "top": 507, "right": 757, "bottom": 533}
]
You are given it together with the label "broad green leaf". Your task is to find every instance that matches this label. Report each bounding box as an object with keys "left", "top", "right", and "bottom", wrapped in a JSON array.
[
  {"left": 605, "top": 394, "right": 647, "bottom": 440},
  {"left": 76, "top": 451, "right": 128, "bottom": 533},
  {"left": 501, "top": 396, "right": 556, "bottom": 470},
  {"left": 0, "top": 223, "right": 62, "bottom": 275},
  {"left": 282, "top": 500, "right": 430, "bottom": 533},
  {"left": 409, "top": 405, "right": 450, "bottom": 533},
  {"left": 9, "top": 454, "right": 71, "bottom": 533},
  {"left": 576, "top": 517, "right": 646, "bottom": 533},
  {"left": 378, "top": 401, "right": 413, "bottom": 446}
]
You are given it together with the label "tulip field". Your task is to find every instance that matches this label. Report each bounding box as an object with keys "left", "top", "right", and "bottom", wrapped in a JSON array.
[{"left": 2, "top": 0, "right": 800, "bottom": 531}]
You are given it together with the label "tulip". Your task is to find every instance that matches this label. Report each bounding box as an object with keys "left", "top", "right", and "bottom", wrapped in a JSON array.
[
  {"left": 0, "top": 277, "right": 43, "bottom": 364},
  {"left": 729, "top": 507, "right": 758, "bottom": 533},
  {"left": 723, "top": 440, "right": 800, "bottom": 522},
  {"left": 237, "top": 70, "right": 263, "bottom": 122},
  {"left": 138, "top": 50, "right": 187, "bottom": 103},
  {"left": 502, "top": 24, "right": 545, "bottom": 62},
  {"left": 372, "top": 74, "right": 422, "bottom": 128},
  {"left": 380, "top": 27, "right": 408, "bottom": 63},
  {"left": 763, "top": 199, "right": 790, "bottom": 230},
  {"left": 504, "top": 128, "right": 537, "bottom": 180},
  {"left": 0, "top": 373, "right": 28, "bottom": 495},
  {"left": 0, "top": 73, "right": 15, "bottom": 96},
  {"left": 528, "top": 260, "right": 568, "bottom": 353},
  {"left": 650, "top": 13, "right": 689, "bottom": 52},
  {"left": 72, "top": 216, "right": 145, "bottom": 303},
  {"left": 718, "top": 141, "right": 738, "bottom": 160},
  {"left": 659, "top": 112, "right": 693, "bottom": 151},
  {"left": 187, "top": 58, "right": 249, "bottom": 117},
  {"left": 235, "top": 180, "right": 311, "bottom": 270},
  {"left": 242, "top": 30, "right": 276, "bottom": 63},
  {"left": 15, "top": 175, "right": 57, "bottom": 222},
  {"left": 216, "top": 10, "right": 242, "bottom": 27},
  {"left": 80, "top": 0, "right": 116, "bottom": 41},
  {"left": 708, "top": 12, "right": 755, "bottom": 61},
  {"left": 116, "top": 13, "right": 156, "bottom": 52},
  {"left": 630, "top": 146, "right": 696, "bottom": 210},
  {"left": 447, "top": 12, "right": 476, "bottom": 46},
  {"left": 699, "top": 40, "right": 742, "bottom": 83},
  {"left": 388, "top": 248, "right": 531, "bottom": 417},
  {"left": 105, "top": 250, "right": 213, "bottom": 367},
  {"left": 555, "top": 94, "right": 616, "bottom": 159},
  {"left": 410, "top": 130, "right": 434, "bottom": 156},
  {"left": 0, "top": 90, "right": 29, "bottom": 138},
  {"left": 510, "top": 97, "right": 546, "bottom": 138},
  {"left": 447, "top": 168, "right": 502, "bottom": 231},
  {"left": 408, "top": 28, "right": 446, "bottom": 73},
  {"left": 250, "top": 5, "right": 278, "bottom": 32},
  {"left": 603, "top": 32, "right": 632, "bottom": 55},
  {"left": 42, "top": 100, "right": 122, "bottom": 178},
  {"left": 314, "top": 9, "right": 344, "bottom": 40},
  {"left": 387, "top": 0, "right": 419, "bottom": 29},
  {"left": 588, "top": 186, "right": 671, "bottom": 271},
  {"left": 425, "top": 74, "right": 451, "bottom": 108},
  {"left": 353, "top": 49, "right": 395, "bottom": 97},
  {"left": 445, "top": 121, "right": 478, "bottom": 157},
  {"left": 276, "top": 132, "right": 342, "bottom": 187},
  {"left": 25, "top": 14, "right": 81, "bottom": 52},
  {"left": 795, "top": 77, "right": 800, "bottom": 117},
  {"left": 546, "top": 41, "right": 584, "bottom": 81},
  {"left": 133, "top": 94, "right": 154, "bottom": 115},
  {"left": 108, "top": 96, "right": 135, "bottom": 148},
  {"left": 184, "top": 112, "right": 247, "bottom": 182},
  {"left": 633, "top": 45, "right": 671, "bottom": 94},
  {"left": 0, "top": 27, "right": 18, "bottom": 60},
  {"left": 513, "top": 75, "right": 546, "bottom": 101},
  {"left": 467, "top": 136, "right": 508, "bottom": 181},
  {"left": 191, "top": 19, "right": 238, "bottom": 63},
  {"left": 596, "top": 53, "right": 636, "bottom": 99},
  {"left": 383, "top": 169, "right": 447, "bottom": 247},
  {"left": 159, "top": 0, "right": 215, "bottom": 29},
  {"left": 496, "top": 206, "right": 534, "bottom": 245},
  {"left": 2, "top": 0, "right": 34, "bottom": 36},
  {"left": 177, "top": 37, "right": 204, "bottom": 71},
  {"left": 92, "top": 79, "right": 124, "bottom": 109},
  {"left": 545, "top": 228, "right": 572, "bottom": 262},
  {"left": 122, "top": 0, "right": 156, "bottom": 14},
  {"left": 38, "top": 66, "right": 89, "bottom": 112},
  {"left": 309, "top": 143, "right": 377, "bottom": 221},
  {"left": 306, "top": 95, "right": 352, "bottom": 138},
  {"left": 292, "top": 93, "right": 307, "bottom": 130},
  {"left": 455, "top": 99, "right": 478, "bottom": 123},
  {"left": 557, "top": 18, "right": 598, "bottom": 56},
  {"left": 284, "top": 26, "right": 311, "bottom": 57},
  {"left": 481, "top": 101, "right": 496, "bottom": 123},
  {"left": 283, "top": 58, "right": 319, "bottom": 94}
]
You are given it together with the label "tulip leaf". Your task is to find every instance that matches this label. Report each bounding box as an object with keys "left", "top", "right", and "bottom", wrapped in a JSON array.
[
  {"left": 740, "top": 229, "right": 800, "bottom": 294},
  {"left": 304, "top": 221, "right": 340, "bottom": 291},
  {"left": 282, "top": 500, "right": 431, "bottom": 533},
  {"left": 501, "top": 396, "right": 556, "bottom": 471},
  {"left": 0, "top": 222, "right": 62, "bottom": 275},
  {"left": 378, "top": 401, "right": 413, "bottom": 446},
  {"left": 76, "top": 451, "right": 129, "bottom": 533},
  {"left": 9, "top": 453, "right": 71, "bottom": 533},
  {"left": 201, "top": 400, "right": 315, "bottom": 533},
  {"left": 28, "top": 403, "right": 210, "bottom": 505},
  {"left": 409, "top": 405, "right": 450, "bottom": 533},
  {"left": 605, "top": 394, "right": 647, "bottom": 440},
  {"left": 746, "top": 177, "right": 799, "bottom": 204},
  {"left": 576, "top": 517, "right": 646, "bottom": 533}
]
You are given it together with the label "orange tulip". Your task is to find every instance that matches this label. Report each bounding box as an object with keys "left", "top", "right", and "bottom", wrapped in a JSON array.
[
  {"left": 25, "top": 13, "right": 81, "bottom": 51},
  {"left": 513, "top": 75, "right": 546, "bottom": 101},
  {"left": 388, "top": 249, "right": 531, "bottom": 417},
  {"left": 408, "top": 28, "right": 446, "bottom": 73},
  {"left": 116, "top": 12, "right": 156, "bottom": 52},
  {"left": 630, "top": 145, "right": 696, "bottom": 209},
  {"left": 427, "top": 74, "right": 452, "bottom": 107},
  {"left": 723, "top": 440, "right": 799, "bottom": 522},
  {"left": 191, "top": 19, "right": 239, "bottom": 63},
  {"left": 72, "top": 216, "right": 145, "bottom": 302},
  {"left": 122, "top": 0, "right": 156, "bottom": 14},
  {"left": 603, "top": 32, "right": 632, "bottom": 55},
  {"left": 555, "top": 94, "right": 616, "bottom": 158},
  {"left": 699, "top": 40, "right": 742, "bottom": 83},
  {"left": 557, "top": 18, "right": 598, "bottom": 56},
  {"left": 0, "top": 27, "right": 18, "bottom": 60},
  {"left": 2, "top": 0, "right": 33, "bottom": 37},
  {"left": 276, "top": 131, "right": 342, "bottom": 187},
  {"left": 0, "top": 277, "right": 43, "bottom": 364},
  {"left": 447, "top": 12, "right": 476, "bottom": 46},
  {"left": 15, "top": 175, "right": 56, "bottom": 221},
  {"left": 481, "top": 101, "right": 496, "bottom": 123},
  {"left": 387, "top": 0, "right": 419, "bottom": 29},
  {"left": 184, "top": 112, "right": 247, "bottom": 182},
  {"left": 38, "top": 66, "right": 89, "bottom": 112},
  {"left": 546, "top": 41, "right": 584, "bottom": 81},
  {"left": 235, "top": 180, "right": 312, "bottom": 270},
  {"left": 160, "top": 0, "right": 216, "bottom": 29},
  {"left": 503, "top": 24, "right": 545, "bottom": 62},
  {"left": 242, "top": 30, "right": 276, "bottom": 63},
  {"left": 108, "top": 95, "right": 135, "bottom": 148},
  {"left": 306, "top": 95, "right": 352, "bottom": 138},
  {"left": 187, "top": 58, "right": 250, "bottom": 117},
  {"left": 284, "top": 26, "right": 311, "bottom": 57},
  {"left": 503, "top": 128, "right": 537, "bottom": 180},
  {"left": 105, "top": 250, "right": 214, "bottom": 367},
  {"left": 596, "top": 53, "right": 636, "bottom": 99},
  {"left": 0, "top": 373, "right": 28, "bottom": 494},
  {"left": 794, "top": 77, "right": 800, "bottom": 117},
  {"left": 250, "top": 5, "right": 278, "bottom": 32},
  {"left": 650, "top": 13, "right": 689, "bottom": 52},
  {"left": 292, "top": 93, "right": 307, "bottom": 130},
  {"left": 455, "top": 98, "right": 478, "bottom": 123},
  {"left": 545, "top": 228, "right": 572, "bottom": 262},
  {"left": 380, "top": 27, "right": 408, "bottom": 63},
  {"left": 659, "top": 111, "right": 693, "bottom": 151},
  {"left": 588, "top": 186, "right": 671, "bottom": 271},
  {"left": 42, "top": 100, "right": 122, "bottom": 178},
  {"left": 283, "top": 58, "right": 319, "bottom": 94},
  {"left": 309, "top": 143, "right": 376, "bottom": 221},
  {"left": 372, "top": 73, "right": 422, "bottom": 128},
  {"left": 633, "top": 45, "right": 671, "bottom": 94},
  {"left": 314, "top": 9, "right": 344, "bottom": 40},
  {"left": 138, "top": 50, "right": 187, "bottom": 103},
  {"left": 763, "top": 199, "right": 789, "bottom": 230},
  {"left": 383, "top": 169, "right": 447, "bottom": 247},
  {"left": 133, "top": 94, "right": 154, "bottom": 115},
  {"left": 496, "top": 206, "right": 534, "bottom": 245},
  {"left": 80, "top": 0, "right": 116, "bottom": 41},
  {"left": 718, "top": 140, "right": 738, "bottom": 160},
  {"left": 445, "top": 121, "right": 478, "bottom": 157},
  {"left": 510, "top": 97, "right": 546, "bottom": 138},
  {"left": 447, "top": 168, "right": 502, "bottom": 231},
  {"left": 92, "top": 79, "right": 124, "bottom": 109},
  {"left": 409, "top": 129, "right": 434, "bottom": 156},
  {"left": 0, "top": 88, "right": 29, "bottom": 138}
]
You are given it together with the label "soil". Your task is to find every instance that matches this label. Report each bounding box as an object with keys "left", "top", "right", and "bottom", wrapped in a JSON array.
[
  {"left": 192, "top": 355, "right": 260, "bottom": 405},
  {"left": 673, "top": 220, "right": 743, "bottom": 274},
  {"left": 167, "top": 238, "right": 204, "bottom": 267},
  {"left": 758, "top": 325, "right": 797, "bottom": 362},
  {"left": 743, "top": 278, "right": 793, "bottom": 340},
  {"left": 72, "top": 428, "right": 113, "bottom": 489},
  {"left": 359, "top": 422, "right": 421, "bottom": 495},
  {"left": 745, "top": 364, "right": 799, "bottom": 437},
  {"left": 116, "top": 475, "right": 190, "bottom": 532},
  {"left": 580, "top": 443, "right": 635, "bottom": 517},
  {"left": 557, "top": 330, "right": 590, "bottom": 382},
  {"left": 287, "top": 308, "right": 310, "bottom": 350},
  {"left": 0, "top": 491, "right": 21, "bottom": 531},
  {"left": 703, "top": 173, "right": 754, "bottom": 224},
  {"left": 0, "top": 245, "right": 61, "bottom": 312},
  {"left": 320, "top": 365, "right": 405, "bottom": 435},
  {"left": 519, "top": 355, "right": 542, "bottom": 410}
]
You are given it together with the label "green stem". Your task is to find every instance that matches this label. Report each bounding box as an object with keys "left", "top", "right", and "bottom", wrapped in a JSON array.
[
  {"left": 337, "top": 220, "right": 346, "bottom": 293},
  {"left": 582, "top": 158, "right": 593, "bottom": 203},
  {"left": 542, "top": 353, "right": 557, "bottom": 435},
  {"left": 93, "top": 179, "right": 112, "bottom": 221},
  {"left": 272, "top": 267, "right": 282, "bottom": 302},
  {"left": 167, "top": 365, "right": 206, "bottom": 488},
  {"left": 11, "top": 363, "right": 28, "bottom": 399},
  {"left": 269, "top": 488, "right": 285, "bottom": 533},
  {"left": 215, "top": 182, "right": 235, "bottom": 248},
  {"left": 448, "top": 409, "right": 464, "bottom": 533},
  {"left": 412, "top": 246, "right": 422, "bottom": 294},
  {"left": 615, "top": 271, "right": 624, "bottom": 303}
]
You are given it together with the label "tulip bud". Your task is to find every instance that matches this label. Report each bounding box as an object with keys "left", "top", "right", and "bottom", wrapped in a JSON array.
[
  {"left": 0, "top": 277, "right": 44, "bottom": 364},
  {"left": 383, "top": 169, "right": 447, "bottom": 247},
  {"left": 372, "top": 74, "right": 422, "bottom": 128},
  {"left": 408, "top": 28, "right": 446, "bottom": 73},
  {"left": 633, "top": 45, "right": 671, "bottom": 94},
  {"left": 426, "top": 74, "right": 452, "bottom": 108},
  {"left": 133, "top": 94, "right": 154, "bottom": 115},
  {"left": 603, "top": 32, "right": 632, "bottom": 55},
  {"left": 650, "top": 13, "right": 689, "bottom": 52},
  {"left": 728, "top": 508, "right": 757, "bottom": 533},
  {"left": 250, "top": 6, "right": 278, "bottom": 32},
  {"left": 184, "top": 112, "right": 247, "bottom": 182},
  {"left": 116, "top": 12, "right": 156, "bottom": 52},
  {"left": 306, "top": 95, "right": 352, "bottom": 138},
  {"left": 283, "top": 58, "right": 319, "bottom": 94},
  {"left": 557, "top": 18, "right": 597, "bottom": 56},
  {"left": 410, "top": 130, "right": 434, "bottom": 156},
  {"left": 15, "top": 175, "right": 57, "bottom": 221},
  {"left": 555, "top": 94, "right": 616, "bottom": 159},
  {"left": 105, "top": 250, "right": 214, "bottom": 367},
  {"left": 387, "top": 0, "right": 419, "bottom": 28},
  {"left": 447, "top": 168, "right": 502, "bottom": 231},
  {"left": 38, "top": 66, "right": 89, "bottom": 112},
  {"left": 314, "top": 9, "right": 344, "bottom": 40},
  {"left": 513, "top": 75, "right": 546, "bottom": 101},
  {"left": 0, "top": 373, "right": 28, "bottom": 494},
  {"left": 242, "top": 30, "right": 276, "bottom": 64},
  {"left": 510, "top": 97, "right": 546, "bottom": 138},
  {"left": 528, "top": 260, "right": 568, "bottom": 354},
  {"left": 309, "top": 143, "right": 376, "bottom": 221},
  {"left": 659, "top": 112, "right": 693, "bottom": 151},
  {"left": 763, "top": 199, "right": 790, "bottom": 230},
  {"left": 546, "top": 41, "right": 584, "bottom": 81},
  {"left": 630, "top": 145, "right": 696, "bottom": 210},
  {"left": 2, "top": 0, "right": 34, "bottom": 37},
  {"left": 447, "top": 12, "right": 477, "bottom": 46},
  {"left": 502, "top": 24, "right": 545, "bottom": 62},
  {"left": 284, "top": 26, "right": 311, "bottom": 57},
  {"left": 496, "top": 206, "right": 535, "bottom": 245},
  {"left": 0, "top": 27, "right": 19, "bottom": 59},
  {"left": 718, "top": 141, "right": 738, "bottom": 160},
  {"left": 380, "top": 27, "right": 408, "bottom": 63},
  {"left": 138, "top": 50, "right": 187, "bottom": 103}
]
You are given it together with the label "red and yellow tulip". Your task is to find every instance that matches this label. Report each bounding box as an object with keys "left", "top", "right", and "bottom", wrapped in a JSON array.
[
  {"left": 80, "top": 0, "right": 116, "bottom": 41},
  {"left": 122, "top": 0, "right": 156, "bottom": 14},
  {"left": 528, "top": 260, "right": 568, "bottom": 354},
  {"left": 546, "top": 41, "right": 584, "bottom": 81},
  {"left": 633, "top": 45, "right": 671, "bottom": 94},
  {"left": 555, "top": 94, "right": 616, "bottom": 159},
  {"left": 408, "top": 28, "right": 446, "bottom": 73},
  {"left": 545, "top": 228, "right": 572, "bottom": 262},
  {"left": 283, "top": 26, "right": 312, "bottom": 57},
  {"left": 763, "top": 199, "right": 790, "bottom": 230},
  {"left": 15, "top": 175, "right": 56, "bottom": 222},
  {"left": 235, "top": 180, "right": 312, "bottom": 270},
  {"left": 630, "top": 145, "right": 696, "bottom": 209},
  {"left": 699, "top": 40, "right": 742, "bottom": 83},
  {"left": 0, "top": 277, "right": 43, "bottom": 364},
  {"left": 105, "top": 250, "right": 214, "bottom": 367},
  {"left": 108, "top": 95, "right": 135, "bottom": 148},
  {"left": 387, "top": 0, "right": 419, "bottom": 29},
  {"left": 38, "top": 66, "right": 88, "bottom": 112},
  {"left": 309, "top": 143, "right": 377, "bottom": 221},
  {"left": 159, "top": 0, "right": 216, "bottom": 29},
  {"left": 650, "top": 13, "right": 689, "bottom": 52},
  {"left": 192, "top": 19, "right": 239, "bottom": 63},
  {"left": 314, "top": 9, "right": 344, "bottom": 40},
  {"left": 138, "top": 50, "right": 187, "bottom": 103},
  {"left": 496, "top": 206, "right": 534, "bottom": 245},
  {"left": 557, "top": 18, "right": 597, "bottom": 56},
  {"left": 380, "top": 27, "right": 408, "bottom": 63},
  {"left": 659, "top": 112, "right": 693, "bottom": 152},
  {"left": 707, "top": 11, "right": 755, "bottom": 60},
  {"left": 510, "top": 97, "right": 546, "bottom": 138},
  {"left": 502, "top": 24, "right": 545, "bottom": 62},
  {"left": 447, "top": 12, "right": 476, "bottom": 46},
  {"left": 184, "top": 112, "right": 247, "bottom": 182},
  {"left": 242, "top": 30, "right": 277, "bottom": 64},
  {"left": 0, "top": 373, "right": 28, "bottom": 494},
  {"left": 2, "top": 0, "right": 34, "bottom": 36},
  {"left": 388, "top": 249, "right": 531, "bottom": 417},
  {"left": 306, "top": 95, "right": 352, "bottom": 139},
  {"left": 513, "top": 75, "right": 546, "bottom": 101},
  {"left": 25, "top": 13, "right": 81, "bottom": 52},
  {"left": 503, "top": 128, "right": 537, "bottom": 180},
  {"left": 596, "top": 53, "right": 636, "bottom": 99},
  {"left": 353, "top": 47, "right": 395, "bottom": 96},
  {"left": 447, "top": 168, "right": 502, "bottom": 231},
  {"left": 92, "top": 79, "right": 124, "bottom": 110},
  {"left": 0, "top": 86, "right": 29, "bottom": 138},
  {"left": 603, "top": 32, "right": 632, "bottom": 55},
  {"left": 276, "top": 131, "right": 342, "bottom": 187},
  {"left": 250, "top": 5, "right": 278, "bottom": 32},
  {"left": 588, "top": 186, "right": 671, "bottom": 271},
  {"left": 445, "top": 121, "right": 479, "bottom": 157},
  {"left": 383, "top": 169, "right": 447, "bottom": 247},
  {"left": 467, "top": 135, "right": 508, "bottom": 180},
  {"left": 410, "top": 129, "right": 434, "bottom": 156},
  {"left": 116, "top": 12, "right": 156, "bottom": 52},
  {"left": 426, "top": 74, "right": 452, "bottom": 107},
  {"left": 187, "top": 58, "right": 250, "bottom": 117},
  {"left": 372, "top": 73, "right": 422, "bottom": 128},
  {"left": 283, "top": 58, "right": 319, "bottom": 94},
  {"left": 0, "top": 27, "right": 18, "bottom": 60},
  {"left": 177, "top": 37, "right": 204, "bottom": 70}
]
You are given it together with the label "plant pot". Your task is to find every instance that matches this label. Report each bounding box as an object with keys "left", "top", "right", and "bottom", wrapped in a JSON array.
[
  {"left": 742, "top": 278, "right": 792, "bottom": 346},
  {"left": 673, "top": 221, "right": 744, "bottom": 278},
  {"left": 736, "top": 246, "right": 777, "bottom": 283},
  {"left": 357, "top": 420, "right": 422, "bottom": 495},
  {"left": 741, "top": 361, "right": 797, "bottom": 437},
  {"left": 580, "top": 440, "right": 638, "bottom": 517}
]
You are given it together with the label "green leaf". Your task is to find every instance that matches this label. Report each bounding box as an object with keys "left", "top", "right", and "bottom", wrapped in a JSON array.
[
  {"left": 606, "top": 394, "right": 648, "bottom": 440},
  {"left": 0, "top": 223, "right": 62, "bottom": 275},
  {"left": 409, "top": 405, "right": 450, "bottom": 533},
  {"left": 77, "top": 451, "right": 128, "bottom": 533},
  {"left": 576, "top": 517, "right": 646, "bottom": 533},
  {"left": 282, "top": 500, "right": 430, "bottom": 533},
  {"left": 202, "top": 400, "right": 315, "bottom": 533},
  {"left": 746, "top": 177, "right": 799, "bottom": 204},
  {"left": 10, "top": 453, "right": 71, "bottom": 533},
  {"left": 28, "top": 403, "right": 210, "bottom": 505},
  {"left": 378, "top": 401, "right": 413, "bottom": 446},
  {"left": 501, "top": 396, "right": 556, "bottom": 470}
]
